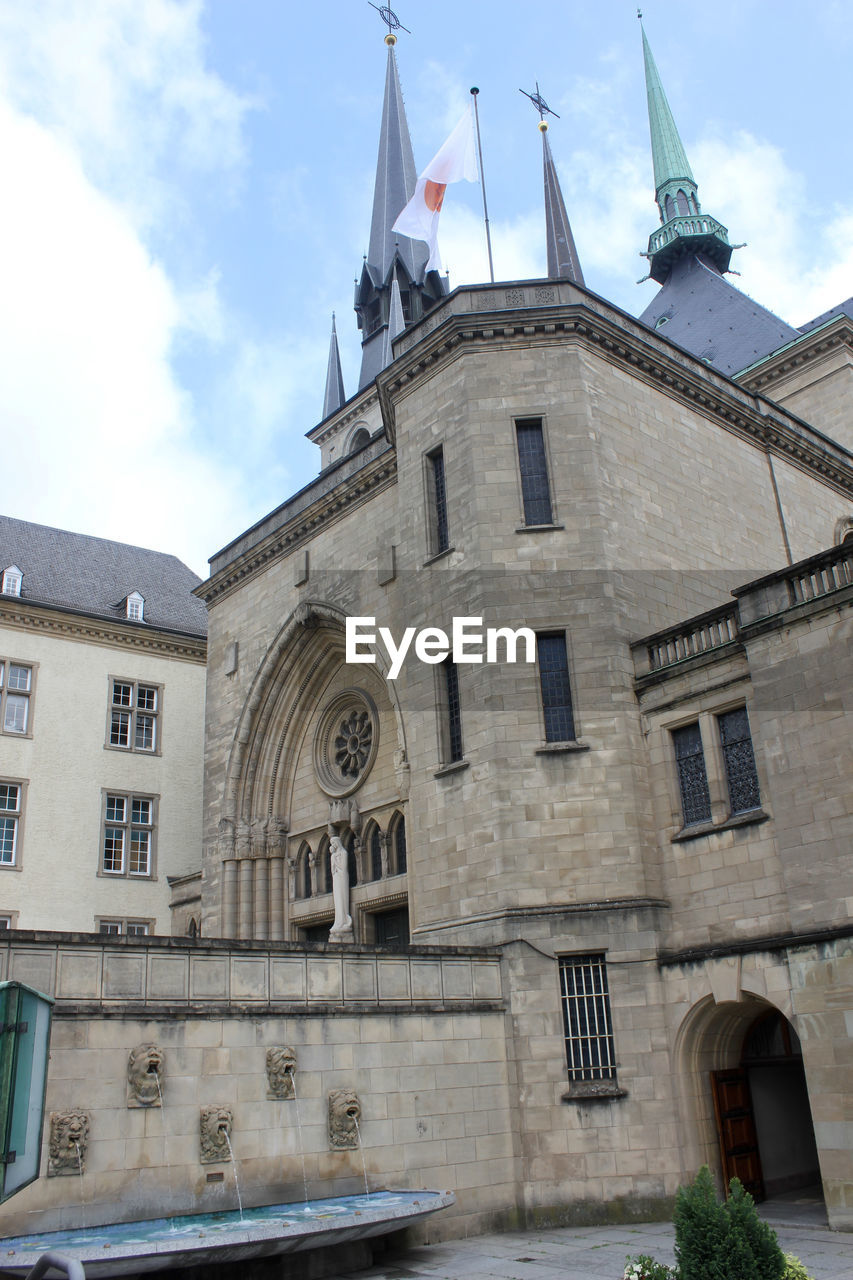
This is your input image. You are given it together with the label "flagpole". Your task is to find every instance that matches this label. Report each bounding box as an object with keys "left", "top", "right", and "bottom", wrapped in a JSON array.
[{"left": 470, "top": 87, "right": 495, "bottom": 283}]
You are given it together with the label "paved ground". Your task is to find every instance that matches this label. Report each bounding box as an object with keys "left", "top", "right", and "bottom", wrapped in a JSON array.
[{"left": 330, "top": 1194, "right": 853, "bottom": 1280}]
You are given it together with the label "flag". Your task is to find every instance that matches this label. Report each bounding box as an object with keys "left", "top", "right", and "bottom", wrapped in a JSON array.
[{"left": 392, "top": 105, "right": 478, "bottom": 273}]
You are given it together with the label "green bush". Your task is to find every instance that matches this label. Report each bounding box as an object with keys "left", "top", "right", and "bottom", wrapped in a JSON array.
[
  {"left": 724, "top": 1178, "right": 785, "bottom": 1280},
  {"left": 674, "top": 1167, "right": 785, "bottom": 1280},
  {"left": 781, "top": 1255, "right": 814, "bottom": 1280}
]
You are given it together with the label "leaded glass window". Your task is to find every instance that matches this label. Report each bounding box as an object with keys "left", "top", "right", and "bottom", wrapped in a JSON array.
[
  {"left": 428, "top": 448, "right": 449, "bottom": 555},
  {"left": 516, "top": 418, "right": 553, "bottom": 526},
  {"left": 538, "top": 633, "right": 575, "bottom": 742},
  {"left": 559, "top": 954, "right": 617, "bottom": 1082},
  {"left": 673, "top": 723, "right": 712, "bottom": 826},
  {"left": 443, "top": 659, "right": 463, "bottom": 763},
  {"left": 719, "top": 707, "right": 761, "bottom": 815}
]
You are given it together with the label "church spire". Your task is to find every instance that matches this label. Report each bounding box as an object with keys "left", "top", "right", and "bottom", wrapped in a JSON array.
[
  {"left": 322, "top": 314, "right": 345, "bottom": 419},
  {"left": 640, "top": 20, "right": 733, "bottom": 284},
  {"left": 355, "top": 34, "right": 445, "bottom": 390},
  {"left": 541, "top": 122, "right": 584, "bottom": 285}
]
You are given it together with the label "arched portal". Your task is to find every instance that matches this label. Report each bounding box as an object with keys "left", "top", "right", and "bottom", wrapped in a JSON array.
[{"left": 675, "top": 994, "right": 821, "bottom": 1203}]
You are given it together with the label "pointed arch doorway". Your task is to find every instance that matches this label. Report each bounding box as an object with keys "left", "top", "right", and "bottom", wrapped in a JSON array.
[{"left": 711, "top": 1008, "right": 821, "bottom": 1202}]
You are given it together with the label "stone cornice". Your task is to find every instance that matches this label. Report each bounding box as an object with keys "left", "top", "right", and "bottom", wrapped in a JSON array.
[
  {"left": 377, "top": 297, "right": 853, "bottom": 498},
  {"left": 0, "top": 599, "right": 206, "bottom": 662},
  {"left": 306, "top": 387, "right": 379, "bottom": 447},
  {"left": 735, "top": 315, "right": 853, "bottom": 393},
  {"left": 200, "top": 449, "right": 398, "bottom": 606}
]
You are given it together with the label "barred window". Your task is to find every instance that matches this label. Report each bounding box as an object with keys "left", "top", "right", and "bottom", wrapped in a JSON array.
[
  {"left": 427, "top": 447, "right": 450, "bottom": 556},
  {"left": 537, "top": 633, "right": 576, "bottom": 742},
  {"left": 718, "top": 707, "right": 761, "bottom": 814},
  {"left": 673, "top": 722, "right": 712, "bottom": 826},
  {"left": 108, "top": 679, "right": 160, "bottom": 753},
  {"left": 559, "top": 954, "right": 617, "bottom": 1082},
  {"left": 102, "top": 792, "right": 155, "bottom": 877},
  {"left": 516, "top": 418, "right": 553, "bottom": 526}
]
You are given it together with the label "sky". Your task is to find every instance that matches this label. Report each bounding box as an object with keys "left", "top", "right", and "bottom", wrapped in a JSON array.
[{"left": 0, "top": 0, "right": 851, "bottom": 578}]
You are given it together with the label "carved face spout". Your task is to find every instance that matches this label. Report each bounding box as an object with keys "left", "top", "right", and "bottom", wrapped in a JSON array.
[
  {"left": 200, "top": 1105, "right": 234, "bottom": 1164},
  {"left": 266, "top": 1046, "right": 297, "bottom": 1099},
  {"left": 127, "top": 1044, "right": 164, "bottom": 1108},
  {"left": 328, "top": 1089, "right": 362, "bottom": 1149},
  {"left": 48, "top": 1111, "right": 90, "bottom": 1176}
]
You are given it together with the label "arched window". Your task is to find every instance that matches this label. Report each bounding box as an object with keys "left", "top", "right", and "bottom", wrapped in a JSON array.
[
  {"left": 341, "top": 828, "right": 358, "bottom": 886},
  {"left": 389, "top": 813, "right": 407, "bottom": 875},
  {"left": 664, "top": 194, "right": 675, "bottom": 221},
  {"left": 348, "top": 427, "right": 371, "bottom": 455},
  {"left": 676, "top": 189, "right": 690, "bottom": 216},
  {"left": 364, "top": 822, "right": 382, "bottom": 881},
  {"left": 297, "top": 842, "right": 312, "bottom": 899},
  {"left": 318, "top": 834, "right": 331, "bottom": 894}
]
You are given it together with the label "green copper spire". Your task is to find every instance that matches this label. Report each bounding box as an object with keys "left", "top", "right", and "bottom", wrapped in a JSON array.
[{"left": 640, "top": 21, "right": 733, "bottom": 284}]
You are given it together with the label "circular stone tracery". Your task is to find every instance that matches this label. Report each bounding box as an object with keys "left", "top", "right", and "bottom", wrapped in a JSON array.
[{"left": 314, "top": 690, "right": 379, "bottom": 797}]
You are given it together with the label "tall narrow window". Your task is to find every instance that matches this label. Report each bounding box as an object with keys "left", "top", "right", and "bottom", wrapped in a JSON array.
[
  {"left": 516, "top": 419, "right": 553, "bottom": 526},
  {"left": 442, "top": 658, "right": 463, "bottom": 763},
  {"left": 537, "top": 633, "right": 575, "bottom": 742},
  {"left": 427, "top": 447, "right": 450, "bottom": 555},
  {"left": 390, "top": 813, "right": 407, "bottom": 874},
  {"left": 0, "top": 784, "right": 21, "bottom": 866},
  {"left": 297, "top": 843, "right": 312, "bottom": 899},
  {"left": 718, "top": 707, "right": 761, "bottom": 815},
  {"left": 367, "top": 824, "right": 383, "bottom": 881},
  {"left": 0, "top": 662, "right": 32, "bottom": 735},
  {"left": 559, "top": 954, "right": 617, "bottom": 1082},
  {"left": 673, "top": 723, "right": 712, "bottom": 826}
]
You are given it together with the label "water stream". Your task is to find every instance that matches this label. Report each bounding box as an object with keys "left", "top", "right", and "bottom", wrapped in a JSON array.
[
  {"left": 222, "top": 1130, "right": 244, "bottom": 1221},
  {"left": 352, "top": 1116, "right": 370, "bottom": 1198},
  {"left": 289, "top": 1072, "right": 310, "bottom": 1206},
  {"left": 73, "top": 1140, "right": 86, "bottom": 1227},
  {"left": 153, "top": 1074, "right": 177, "bottom": 1232}
]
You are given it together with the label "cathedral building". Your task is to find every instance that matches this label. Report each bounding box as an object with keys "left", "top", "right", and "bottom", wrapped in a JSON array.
[{"left": 1, "top": 22, "right": 850, "bottom": 1247}]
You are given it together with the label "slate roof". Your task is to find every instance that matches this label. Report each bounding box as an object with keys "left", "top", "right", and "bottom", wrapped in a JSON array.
[
  {"left": 798, "top": 297, "right": 853, "bottom": 335},
  {"left": 0, "top": 515, "right": 208, "bottom": 638},
  {"left": 639, "top": 254, "right": 799, "bottom": 377}
]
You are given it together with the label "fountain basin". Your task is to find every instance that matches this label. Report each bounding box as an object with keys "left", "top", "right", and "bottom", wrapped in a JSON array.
[{"left": 0, "top": 1190, "right": 455, "bottom": 1278}]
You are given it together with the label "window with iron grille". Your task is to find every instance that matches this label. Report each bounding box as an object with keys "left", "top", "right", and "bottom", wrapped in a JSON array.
[
  {"left": 442, "top": 658, "right": 464, "bottom": 763},
  {"left": 559, "top": 954, "right": 618, "bottom": 1082},
  {"left": 537, "top": 633, "right": 576, "bottom": 742},
  {"left": 0, "top": 660, "right": 33, "bottom": 736},
  {"left": 101, "top": 792, "right": 156, "bottom": 877},
  {"left": 516, "top": 418, "right": 553, "bottom": 526},
  {"left": 673, "top": 722, "right": 712, "bottom": 826},
  {"left": 108, "top": 678, "right": 160, "bottom": 753},
  {"left": 426, "top": 447, "right": 450, "bottom": 555},
  {"left": 718, "top": 707, "right": 761, "bottom": 814}
]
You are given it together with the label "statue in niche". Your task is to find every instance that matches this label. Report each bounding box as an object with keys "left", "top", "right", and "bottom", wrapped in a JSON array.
[
  {"left": 328, "top": 1089, "right": 361, "bottom": 1150},
  {"left": 329, "top": 834, "right": 353, "bottom": 941},
  {"left": 48, "top": 1111, "right": 90, "bottom": 1176},
  {"left": 200, "top": 1105, "right": 234, "bottom": 1164},
  {"left": 127, "top": 1043, "right": 164, "bottom": 1108},
  {"left": 266, "top": 1046, "right": 296, "bottom": 1099}
]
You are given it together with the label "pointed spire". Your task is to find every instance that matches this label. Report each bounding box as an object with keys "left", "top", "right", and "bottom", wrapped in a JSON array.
[
  {"left": 541, "top": 123, "right": 584, "bottom": 286},
  {"left": 366, "top": 36, "right": 427, "bottom": 285},
  {"left": 322, "top": 314, "right": 345, "bottom": 419},
  {"left": 640, "top": 19, "right": 733, "bottom": 284},
  {"left": 381, "top": 277, "right": 406, "bottom": 370}
]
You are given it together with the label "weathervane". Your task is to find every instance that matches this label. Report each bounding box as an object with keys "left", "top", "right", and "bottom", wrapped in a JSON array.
[
  {"left": 519, "top": 82, "right": 560, "bottom": 122},
  {"left": 368, "top": 3, "right": 411, "bottom": 37}
]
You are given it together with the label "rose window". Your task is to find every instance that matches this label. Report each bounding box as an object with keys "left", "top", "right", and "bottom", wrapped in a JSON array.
[{"left": 314, "top": 690, "right": 379, "bottom": 797}]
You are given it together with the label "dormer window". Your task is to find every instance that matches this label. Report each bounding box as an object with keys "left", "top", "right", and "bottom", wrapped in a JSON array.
[
  {"left": 2, "top": 567, "right": 22, "bottom": 597},
  {"left": 126, "top": 592, "right": 144, "bottom": 622}
]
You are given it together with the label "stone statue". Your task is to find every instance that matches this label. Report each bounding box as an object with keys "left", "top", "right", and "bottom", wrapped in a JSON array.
[
  {"left": 329, "top": 834, "right": 353, "bottom": 941},
  {"left": 265, "top": 1046, "right": 296, "bottom": 1099},
  {"left": 328, "top": 1089, "right": 362, "bottom": 1149},
  {"left": 200, "top": 1105, "right": 234, "bottom": 1164},
  {"left": 127, "top": 1043, "right": 164, "bottom": 1108},
  {"left": 48, "top": 1111, "right": 90, "bottom": 1176}
]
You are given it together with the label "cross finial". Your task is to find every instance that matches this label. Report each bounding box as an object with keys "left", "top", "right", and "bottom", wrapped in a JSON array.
[
  {"left": 519, "top": 81, "right": 560, "bottom": 121},
  {"left": 368, "top": 2, "right": 411, "bottom": 38}
]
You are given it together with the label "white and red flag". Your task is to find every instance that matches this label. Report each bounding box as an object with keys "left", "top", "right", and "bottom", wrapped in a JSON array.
[{"left": 392, "top": 105, "right": 478, "bottom": 272}]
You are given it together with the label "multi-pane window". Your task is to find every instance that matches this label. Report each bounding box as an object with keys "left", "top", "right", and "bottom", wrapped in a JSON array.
[
  {"left": 0, "top": 661, "right": 32, "bottom": 735},
  {"left": 2, "top": 566, "right": 22, "bottom": 596},
  {"left": 98, "top": 919, "right": 150, "bottom": 936},
  {"left": 102, "top": 793, "right": 155, "bottom": 877},
  {"left": 718, "top": 707, "right": 761, "bottom": 815},
  {"left": 426, "top": 447, "right": 450, "bottom": 555},
  {"left": 559, "top": 954, "right": 618, "bottom": 1082},
  {"left": 673, "top": 722, "right": 712, "bottom": 826},
  {"left": 538, "top": 633, "right": 576, "bottom": 742},
  {"left": 108, "top": 679, "right": 159, "bottom": 753},
  {"left": 516, "top": 418, "right": 553, "bottom": 526},
  {"left": 442, "top": 658, "right": 464, "bottom": 763},
  {"left": 0, "top": 784, "right": 21, "bottom": 866}
]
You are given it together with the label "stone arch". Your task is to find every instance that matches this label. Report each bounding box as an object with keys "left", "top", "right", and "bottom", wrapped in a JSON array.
[
  {"left": 388, "top": 810, "right": 407, "bottom": 875},
  {"left": 296, "top": 841, "right": 312, "bottom": 900},
  {"left": 672, "top": 988, "right": 819, "bottom": 1200},
  {"left": 363, "top": 818, "right": 383, "bottom": 882},
  {"left": 833, "top": 514, "right": 853, "bottom": 544},
  {"left": 346, "top": 424, "right": 371, "bottom": 455}
]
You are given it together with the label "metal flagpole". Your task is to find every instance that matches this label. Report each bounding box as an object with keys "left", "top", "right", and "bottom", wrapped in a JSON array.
[{"left": 470, "top": 87, "right": 495, "bottom": 283}]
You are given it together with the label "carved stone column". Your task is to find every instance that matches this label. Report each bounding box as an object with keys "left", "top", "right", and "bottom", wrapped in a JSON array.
[
  {"left": 252, "top": 819, "right": 269, "bottom": 940},
  {"left": 267, "top": 819, "right": 288, "bottom": 941},
  {"left": 236, "top": 821, "right": 253, "bottom": 940},
  {"left": 219, "top": 819, "right": 238, "bottom": 938}
]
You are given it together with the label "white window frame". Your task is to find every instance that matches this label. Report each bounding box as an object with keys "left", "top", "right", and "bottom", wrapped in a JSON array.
[
  {"left": 2, "top": 566, "right": 22, "bottom": 596},
  {"left": 100, "top": 791, "right": 157, "bottom": 879},
  {"left": 0, "top": 779, "right": 25, "bottom": 870},
  {"left": 126, "top": 592, "right": 145, "bottom": 622},
  {"left": 0, "top": 659, "right": 34, "bottom": 737},
  {"left": 107, "top": 678, "right": 161, "bottom": 754},
  {"left": 98, "top": 918, "right": 151, "bottom": 936}
]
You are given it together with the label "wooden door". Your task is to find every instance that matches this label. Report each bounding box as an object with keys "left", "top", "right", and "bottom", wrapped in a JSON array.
[{"left": 710, "top": 1067, "right": 765, "bottom": 1200}]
